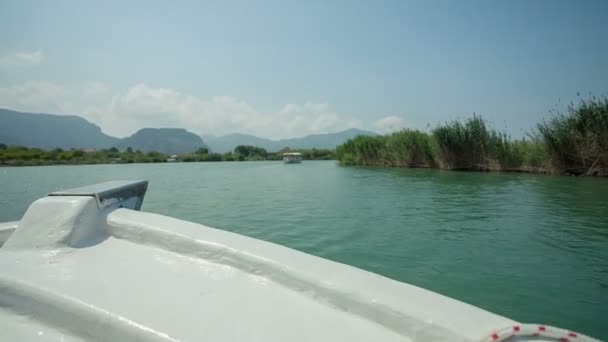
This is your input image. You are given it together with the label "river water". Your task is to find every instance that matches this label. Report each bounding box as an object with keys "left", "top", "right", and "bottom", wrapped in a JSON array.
[{"left": 1, "top": 161, "right": 607, "bottom": 339}]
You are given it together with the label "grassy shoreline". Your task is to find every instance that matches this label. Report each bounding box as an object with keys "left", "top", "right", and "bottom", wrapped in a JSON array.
[{"left": 336, "top": 97, "right": 607, "bottom": 177}]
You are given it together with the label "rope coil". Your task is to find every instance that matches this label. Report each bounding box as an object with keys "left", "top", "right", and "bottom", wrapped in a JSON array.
[{"left": 481, "top": 324, "right": 601, "bottom": 342}]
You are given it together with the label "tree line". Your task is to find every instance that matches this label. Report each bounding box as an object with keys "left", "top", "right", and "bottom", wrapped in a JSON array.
[{"left": 0, "top": 144, "right": 336, "bottom": 166}]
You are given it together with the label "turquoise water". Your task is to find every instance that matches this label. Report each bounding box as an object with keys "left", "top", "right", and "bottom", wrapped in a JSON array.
[{"left": 1, "top": 161, "right": 607, "bottom": 339}]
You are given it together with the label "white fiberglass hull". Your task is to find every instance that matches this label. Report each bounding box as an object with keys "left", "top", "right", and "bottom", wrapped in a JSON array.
[
  {"left": 283, "top": 159, "right": 302, "bottom": 163},
  {"left": 0, "top": 181, "right": 600, "bottom": 342}
]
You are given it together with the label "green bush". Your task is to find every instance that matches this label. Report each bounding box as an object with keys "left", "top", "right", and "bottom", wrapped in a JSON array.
[
  {"left": 433, "top": 115, "right": 494, "bottom": 170},
  {"left": 537, "top": 97, "right": 608, "bottom": 175},
  {"left": 384, "top": 130, "right": 437, "bottom": 167}
]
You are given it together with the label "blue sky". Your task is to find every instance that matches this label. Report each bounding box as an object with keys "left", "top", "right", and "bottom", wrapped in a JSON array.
[{"left": 0, "top": 0, "right": 606, "bottom": 138}]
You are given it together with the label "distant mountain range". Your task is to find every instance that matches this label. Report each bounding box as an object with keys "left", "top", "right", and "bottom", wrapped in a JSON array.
[
  {"left": 203, "top": 128, "right": 376, "bottom": 153},
  {"left": 0, "top": 108, "right": 119, "bottom": 149},
  {"left": 0, "top": 108, "right": 376, "bottom": 154}
]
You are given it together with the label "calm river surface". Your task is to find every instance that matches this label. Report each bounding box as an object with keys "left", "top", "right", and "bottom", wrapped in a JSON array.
[{"left": 1, "top": 161, "right": 607, "bottom": 339}]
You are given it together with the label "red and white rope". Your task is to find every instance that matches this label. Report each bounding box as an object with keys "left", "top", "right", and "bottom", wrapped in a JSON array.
[{"left": 482, "top": 324, "right": 601, "bottom": 342}]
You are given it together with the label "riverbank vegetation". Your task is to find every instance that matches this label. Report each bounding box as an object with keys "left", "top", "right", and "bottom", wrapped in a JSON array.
[
  {"left": 177, "top": 146, "right": 335, "bottom": 162},
  {"left": 0, "top": 146, "right": 168, "bottom": 166},
  {"left": 0, "top": 144, "right": 336, "bottom": 166},
  {"left": 537, "top": 97, "right": 608, "bottom": 176},
  {"left": 337, "top": 97, "right": 608, "bottom": 176}
]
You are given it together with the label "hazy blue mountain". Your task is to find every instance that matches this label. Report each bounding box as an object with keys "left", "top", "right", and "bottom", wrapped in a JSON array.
[
  {"left": 203, "top": 133, "right": 278, "bottom": 153},
  {"left": 117, "top": 128, "right": 206, "bottom": 154},
  {"left": 0, "top": 108, "right": 372, "bottom": 154},
  {"left": 276, "top": 128, "right": 378, "bottom": 150},
  {"left": 0, "top": 108, "right": 119, "bottom": 149},
  {"left": 204, "top": 128, "right": 377, "bottom": 153}
]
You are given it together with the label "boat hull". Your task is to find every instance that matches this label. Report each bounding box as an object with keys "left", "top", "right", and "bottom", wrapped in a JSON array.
[
  {"left": 0, "top": 181, "right": 600, "bottom": 342},
  {"left": 283, "top": 159, "right": 302, "bottom": 163}
]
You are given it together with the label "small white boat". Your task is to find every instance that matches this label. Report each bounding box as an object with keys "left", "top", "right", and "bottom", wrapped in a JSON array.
[
  {"left": 282, "top": 152, "right": 302, "bottom": 163},
  {"left": 0, "top": 181, "right": 600, "bottom": 341}
]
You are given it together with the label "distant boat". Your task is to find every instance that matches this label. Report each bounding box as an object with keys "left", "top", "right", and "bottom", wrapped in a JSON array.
[{"left": 283, "top": 152, "right": 302, "bottom": 163}]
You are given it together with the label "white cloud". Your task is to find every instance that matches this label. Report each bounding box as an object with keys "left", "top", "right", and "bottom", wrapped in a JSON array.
[
  {"left": 87, "top": 83, "right": 274, "bottom": 137},
  {"left": 84, "top": 84, "right": 363, "bottom": 138},
  {"left": 0, "top": 81, "right": 366, "bottom": 139},
  {"left": 0, "top": 51, "right": 43, "bottom": 68},
  {"left": 279, "top": 103, "right": 300, "bottom": 116},
  {"left": 84, "top": 82, "right": 109, "bottom": 98},
  {"left": 0, "top": 81, "right": 68, "bottom": 113},
  {"left": 278, "top": 102, "right": 361, "bottom": 137},
  {"left": 373, "top": 115, "right": 407, "bottom": 133}
]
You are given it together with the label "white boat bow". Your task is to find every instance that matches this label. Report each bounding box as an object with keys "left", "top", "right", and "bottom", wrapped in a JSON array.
[{"left": 0, "top": 181, "right": 600, "bottom": 341}]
